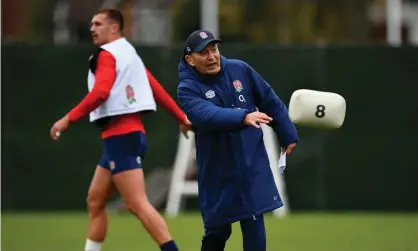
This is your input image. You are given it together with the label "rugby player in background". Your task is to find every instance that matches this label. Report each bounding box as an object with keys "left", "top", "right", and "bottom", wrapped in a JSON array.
[{"left": 50, "top": 8, "right": 190, "bottom": 251}]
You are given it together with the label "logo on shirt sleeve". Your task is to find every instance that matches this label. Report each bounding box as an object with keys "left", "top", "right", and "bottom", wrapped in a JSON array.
[{"left": 205, "top": 90, "right": 215, "bottom": 99}]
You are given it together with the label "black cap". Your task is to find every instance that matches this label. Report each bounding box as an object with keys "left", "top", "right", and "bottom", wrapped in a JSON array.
[{"left": 183, "top": 30, "right": 222, "bottom": 55}]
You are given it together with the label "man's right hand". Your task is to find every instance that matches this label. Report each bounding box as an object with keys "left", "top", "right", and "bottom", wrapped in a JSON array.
[{"left": 243, "top": 112, "right": 273, "bottom": 128}]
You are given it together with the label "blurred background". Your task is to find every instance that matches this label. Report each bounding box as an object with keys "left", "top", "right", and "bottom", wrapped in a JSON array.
[
  {"left": 2, "top": 0, "right": 418, "bottom": 250},
  {"left": 3, "top": 0, "right": 418, "bottom": 45}
]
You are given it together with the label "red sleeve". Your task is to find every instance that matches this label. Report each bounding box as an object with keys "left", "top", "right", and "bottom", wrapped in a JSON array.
[
  {"left": 68, "top": 50, "right": 116, "bottom": 122},
  {"left": 146, "top": 68, "right": 186, "bottom": 123}
]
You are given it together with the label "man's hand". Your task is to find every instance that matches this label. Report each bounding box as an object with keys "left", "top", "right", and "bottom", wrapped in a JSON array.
[
  {"left": 180, "top": 117, "right": 193, "bottom": 139},
  {"left": 282, "top": 143, "right": 296, "bottom": 155},
  {"left": 50, "top": 115, "right": 70, "bottom": 141},
  {"left": 243, "top": 112, "right": 273, "bottom": 129}
]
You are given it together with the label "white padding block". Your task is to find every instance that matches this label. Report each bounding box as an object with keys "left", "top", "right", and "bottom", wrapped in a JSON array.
[{"left": 288, "top": 89, "right": 346, "bottom": 129}]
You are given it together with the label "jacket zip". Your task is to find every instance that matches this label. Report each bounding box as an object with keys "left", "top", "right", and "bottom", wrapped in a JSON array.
[
  {"left": 205, "top": 74, "right": 254, "bottom": 219},
  {"left": 220, "top": 75, "right": 254, "bottom": 218}
]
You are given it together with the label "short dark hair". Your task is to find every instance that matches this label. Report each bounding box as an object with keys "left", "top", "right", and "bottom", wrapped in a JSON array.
[{"left": 95, "top": 8, "right": 124, "bottom": 31}]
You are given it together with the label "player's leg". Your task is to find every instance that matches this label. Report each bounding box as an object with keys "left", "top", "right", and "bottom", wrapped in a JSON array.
[
  {"left": 200, "top": 224, "right": 232, "bottom": 251},
  {"left": 113, "top": 169, "right": 178, "bottom": 249},
  {"left": 85, "top": 161, "right": 115, "bottom": 251},
  {"left": 240, "top": 214, "right": 267, "bottom": 251},
  {"left": 107, "top": 132, "right": 179, "bottom": 251}
]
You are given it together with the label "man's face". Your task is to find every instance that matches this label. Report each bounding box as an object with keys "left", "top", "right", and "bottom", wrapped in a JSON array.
[
  {"left": 186, "top": 43, "right": 221, "bottom": 75},
  {"left": 90, "top": 13, "right": 117, "bottom": 46}
]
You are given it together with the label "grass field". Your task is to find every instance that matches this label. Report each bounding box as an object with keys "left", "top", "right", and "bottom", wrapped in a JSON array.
[{"left": 2, "top": 212, "right": 418, "bottom": 251}]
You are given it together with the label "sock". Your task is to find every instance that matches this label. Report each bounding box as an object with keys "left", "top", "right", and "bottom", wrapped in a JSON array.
[
  {"left": 85, "top": 239, "right": 102, "bottom": 251},
  {"left": 160, "top": 240, "right": 179, "bottom": 251}
]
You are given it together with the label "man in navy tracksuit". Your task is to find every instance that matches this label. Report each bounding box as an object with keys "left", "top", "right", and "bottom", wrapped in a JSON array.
[{"left": 177, "top": 30, "right": 299, "bottom": 251}]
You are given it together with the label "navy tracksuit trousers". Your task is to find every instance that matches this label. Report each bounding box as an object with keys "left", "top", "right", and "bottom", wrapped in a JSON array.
[{"left": 200, "top": 214, "right": 267, "bottom": 251}]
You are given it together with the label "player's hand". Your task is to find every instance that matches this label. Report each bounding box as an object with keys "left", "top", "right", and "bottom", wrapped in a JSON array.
[
  {"left": 282, "top": 143, "right": 296, "bottom": 155},
  {"left": 180, "top": 117, "right": 192, "bottom": 139},
  {"left": 50, "top": 115, "right": 70, "bottom": 141},
  {"left": 243, "top": 112, "right": 273, "bottom": 128}
]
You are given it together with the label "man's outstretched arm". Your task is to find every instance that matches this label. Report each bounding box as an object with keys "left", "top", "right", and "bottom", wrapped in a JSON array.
[{"left": 146, "top": 69, "right": 187, "bottom": 123}]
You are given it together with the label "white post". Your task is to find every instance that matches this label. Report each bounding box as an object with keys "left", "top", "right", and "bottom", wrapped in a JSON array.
[
  {"left": 261, "top": 124, "right": 290, "bottom": 218},
  {"left": 53, "top": 1, "right": 71, "bottom": 44},
  {"left": 386, "top": 0, "right": 403, "bottom": 46},
  {"left": 165, "top": 133, "right": 198, "bottom": 217},
  {"left": 200, "top": 0, "right": 219, "bottom": 37}
]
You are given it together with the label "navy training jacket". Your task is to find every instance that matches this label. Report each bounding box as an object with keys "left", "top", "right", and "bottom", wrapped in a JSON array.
[{"left": 177, "top": 55, "right": 298, "bottom": 228}]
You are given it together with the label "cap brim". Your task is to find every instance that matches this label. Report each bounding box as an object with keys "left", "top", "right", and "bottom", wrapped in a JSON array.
[{"left": 193, "top": 39, "right": 222, "bottom": 52}]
